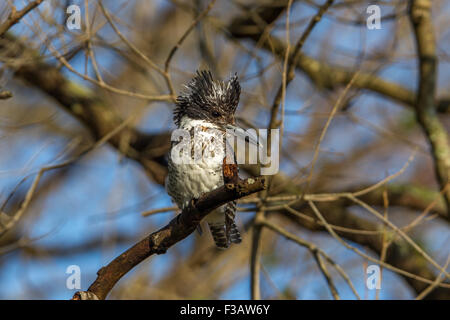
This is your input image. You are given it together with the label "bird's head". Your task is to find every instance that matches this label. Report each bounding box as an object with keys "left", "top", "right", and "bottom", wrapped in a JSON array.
[{"left": 174, "top": 70, "right": 241, "bottom": 129}]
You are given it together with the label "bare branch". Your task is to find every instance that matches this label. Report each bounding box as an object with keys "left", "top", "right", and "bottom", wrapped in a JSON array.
[
  {"left": 409, "top": 0, "right": 450, "bottom": 215},
  {"left": 0, "top": 0, "right": 43, "bottom": 36},
  {"left": 73, "top": 176, "right": 266, "bottom": 300},
  {"left": 250, "top": 210, "right": 264, "bottom": 300},
  {"left": 0, "top": 33, "right": 171, "bottom": 185},
  {"left": 227, "top": 1, "right": 450, "bottom": 115}
]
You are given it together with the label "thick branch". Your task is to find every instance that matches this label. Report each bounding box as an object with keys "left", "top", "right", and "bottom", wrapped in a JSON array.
[
  {"left": 409, "top": 0, "right": 450, "bottom": 215},
  {"left": 72, "top": 177, "right": 266, "bottom": 300}
]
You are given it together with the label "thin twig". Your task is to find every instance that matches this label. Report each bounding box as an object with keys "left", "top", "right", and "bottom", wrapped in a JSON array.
[
  {"left": 303, "top": 71, "right": 359, "bottom": 194},
  {"left": 141, "top": 206, "right": 178, "bottom": 217},
  {"left": 164, "top": 0, "right": 217, "bottom": 96},
  {"left": 347, "top": 194, "right": 450, "bottom": 279},
  {"left": 239, "top": 149, "right": 417, "bottom": 204},
  {"left": 415, "top": 255, "right": 450, "bottom": 300},
  {"left": 0, "top": 0, "right": 44, "bottom": 36},
  {"left": 308, "top": 200, "right": 450, "bottom": 288},
  {"left": 164, "top": 0, "right": 217, "bottom": 73},
  {"left": 98, "top": 0, "right": 169, "bottom": 92},
  {"left": 311, "top": 249, "right": 340, "bottom": 300},
  {"left": 0, "top": 117, "right": 134, "bottom": 238},
  {"left": 258, "top": 217, "right": 360, "bottom": 299},
  {"left": 84, "top": 0, "right": 104, "bottom": 84}
]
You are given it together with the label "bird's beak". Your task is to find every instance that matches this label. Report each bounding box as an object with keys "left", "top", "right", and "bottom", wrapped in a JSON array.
[{"left": 226, "top": 124, "right": 261, "bottom": 148}]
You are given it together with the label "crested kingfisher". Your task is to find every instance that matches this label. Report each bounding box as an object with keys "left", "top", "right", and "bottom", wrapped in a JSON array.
[{"left": 166, "top": 70, "right": 244, "bottom": 249}]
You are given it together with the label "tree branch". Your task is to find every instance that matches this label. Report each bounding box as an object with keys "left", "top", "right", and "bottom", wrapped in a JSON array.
[
  {"left": 226, "top": 1, "right": 450, "bottom": 114},
  {"left": 0, "top": 0, "right": 43, "bottom": 36},
  {"left": 409, "top": 0, "right": 450, "bottom": 216},
  {"left": 243, "top": 167, "right": 450, "bottom": 299},
  {"left": 72, "top": 176, "right": 266, "bottom": 300},
  {"left": 0, "top": 33, "right": 171, "bottom": 185}
]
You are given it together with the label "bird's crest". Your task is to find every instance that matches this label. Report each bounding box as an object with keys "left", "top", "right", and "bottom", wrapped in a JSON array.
[{"left": 174, "top": 70, "right": 241, "bottom": 126}]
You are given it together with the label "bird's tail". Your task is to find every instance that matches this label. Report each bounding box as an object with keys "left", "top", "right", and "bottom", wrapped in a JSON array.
[
  {"left": 208, "top": 221, "right": 242, "bottom": 249},
  {"left": 227, "top": 220, "right": 242, "bottom": 244},
  {"left": 208, "top": 201, "right": 241, "bottom": 249},
  {"left": 209, "top": 223, "right": 230, "bottom": 249},
  {"left": 225, "top": 200, "right": 241, "bottom": 245}
]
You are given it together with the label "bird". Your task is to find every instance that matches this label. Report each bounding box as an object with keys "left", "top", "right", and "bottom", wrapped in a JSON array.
[{"left": 166, "top": 70, "right": 243, "bottom": 249}]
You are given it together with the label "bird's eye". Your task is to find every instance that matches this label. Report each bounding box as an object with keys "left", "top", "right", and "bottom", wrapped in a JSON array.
[{"left": 212, "top": 111, "right": 221, "bottom": 118}]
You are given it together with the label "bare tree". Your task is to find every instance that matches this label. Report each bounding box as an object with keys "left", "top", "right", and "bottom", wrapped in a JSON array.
[{"left": 0, "top": 0, "right": 448, "bottom": 300}]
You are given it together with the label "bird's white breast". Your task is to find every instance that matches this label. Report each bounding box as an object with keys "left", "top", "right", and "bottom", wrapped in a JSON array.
[{"left": 166, "top": 117, "right": 224, "bottom": 210}]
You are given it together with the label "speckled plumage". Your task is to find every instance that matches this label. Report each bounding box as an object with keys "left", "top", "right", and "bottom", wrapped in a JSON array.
[
  {"left": 174, "top": 70, "right": 240, "bottom": 128},
  {"left": 166, "top": 71, "right": 241, "bottom": 249}
]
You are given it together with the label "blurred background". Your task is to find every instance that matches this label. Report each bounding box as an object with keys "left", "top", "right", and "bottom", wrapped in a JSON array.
[{"left": 0, "top": 0, "right": 449, "bottom": 299}]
